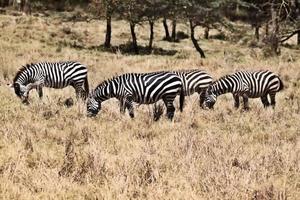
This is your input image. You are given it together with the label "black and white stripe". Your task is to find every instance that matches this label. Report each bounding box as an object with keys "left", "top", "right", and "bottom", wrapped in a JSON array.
[
  {"left": 204, "top": 70, "right": 284, "bottom": 109},
  {"left": 87, "top": 72, "right": 185, "bottom": 120},
  {"left": 11, "top": 61, "right": 89, "bottom": 103},
  {"left": 172, "top": 70, "right": 213, "bottom": 107}
]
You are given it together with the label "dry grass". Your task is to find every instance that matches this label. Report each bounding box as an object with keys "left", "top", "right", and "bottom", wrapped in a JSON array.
[{"left": 0, "top": 12, "right": 300, "bottom": 200}]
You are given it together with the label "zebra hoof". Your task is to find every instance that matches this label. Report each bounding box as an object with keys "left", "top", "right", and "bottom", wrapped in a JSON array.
[
  {"left": 153, "top": 115, "right": 161, "bottom": 121},
  {"left": 167, "top": 113, "right": 174, "bottom": 121},
  {"left": 22, "top": 100, "right": 30, "bottom": 105},
  {"left": 64, "top": 98, "right": 74, "bottom": 108},
  {"left": 243, "top": 107, "right": 250, "bottom": 111}
]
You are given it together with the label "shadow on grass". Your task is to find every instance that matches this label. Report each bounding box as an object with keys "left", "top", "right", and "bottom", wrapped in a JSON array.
[
  {"left": 281, "top": 43, "right": 300, "bottom": 50},
  {"left": 88, "top": 43, "right": 178, "bottom": 56}
]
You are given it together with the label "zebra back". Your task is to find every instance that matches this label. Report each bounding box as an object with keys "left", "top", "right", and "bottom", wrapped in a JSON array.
[
  {"left": 172, "top": 69, "right": 213, "bottom": 96},
  {"left": 211, "top": 70, "right": 283, "bottom": 97},
  {"left": 13, "top": 61, "right": 88, "bottom": 87},
  {"left": 92, "top": 72, "right": 183, "bottom": 104}
]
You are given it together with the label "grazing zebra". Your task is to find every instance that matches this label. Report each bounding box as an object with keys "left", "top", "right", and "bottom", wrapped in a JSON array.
[
  {"left": 152, "top": 69, "right": 213, "bottom": 121},
  {"left": 204, "top": 70, "right": 284, "bottom": 109},
  {"left": 10, "top": 61, "right": 89, "bottom": 104},
  {"left": 87, "top": 72, "right": 185, "bottom": 120},
  {"left": 172, "top": 69, "right": 213, "bottom": 107}
]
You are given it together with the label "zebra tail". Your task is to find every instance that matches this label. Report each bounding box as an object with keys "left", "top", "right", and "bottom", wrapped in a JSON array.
[
  {"left": 84, "top": 76, "right": 89, "bottom": 97},
  {"left": 278, "top": 77, "right": 284, "bottom": 91},
  {"left": 179, "top": 87, "right": 185, "bottom": 112}
]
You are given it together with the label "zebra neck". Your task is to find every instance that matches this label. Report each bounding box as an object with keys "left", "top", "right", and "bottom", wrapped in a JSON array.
[
  {"left": 213, "top": 80, "right": 234, "bottom": 96},
  {"left": 95, "top": 82, "right": 115, "bottom": 102},
  {"left": 15, "top": 70, "right": 36, "bottom": 86},
  {"left": 15, "top": 75, "right": 29, "bottom": 86}
]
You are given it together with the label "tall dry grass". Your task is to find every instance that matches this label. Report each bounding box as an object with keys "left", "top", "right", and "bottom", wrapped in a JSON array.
[{"left": 0, "top": 12, "right": 299, "bottom": 199}]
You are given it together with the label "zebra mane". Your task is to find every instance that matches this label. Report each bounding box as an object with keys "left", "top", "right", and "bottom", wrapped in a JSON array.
[
  {"left": 210, "top": 74, "right": 230, "bottom": 85},
  {"left": 95, "top": 78, "right": 113, "bottom": 89},
  {"left": 13, "top": 63, "right": 33, "bottom": 83},
  {"left": 96, "top": 71, "right": 176, "bottom": 89},
  {"left": 218, "top": 74, "right": 231, "bottom": 81},
  {"left": 173, "top": 69, "right": 198, "bottom": 72}
]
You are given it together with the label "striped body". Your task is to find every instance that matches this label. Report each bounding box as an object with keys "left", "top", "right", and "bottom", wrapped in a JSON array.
[
  {"left": 204, "top": 70, "right": 283, "bottom": 109},
  {"left": 12, "top": 61, "right": 89, "bottom": 103},
  {"left": 173, "top": 70, "right": 212, "bottom": 96},
  {"left": 87, "top": 72, "right": 184, "bottom": 120},
  {"left": 172, "top": 70, "right": 212, "bottom": 107}
]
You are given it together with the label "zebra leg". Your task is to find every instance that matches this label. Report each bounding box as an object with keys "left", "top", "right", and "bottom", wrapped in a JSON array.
[
  {"left": 260, "top": 95, "right": 270, "bottom": 108},
  {"left": 163, "top": 98, "right": 175, "bottom": 120},
  {"left": 72, "top": 81, "right": 88, "bottom": 100},
  {"left": 24, "top": 81, "right": 44, "bottom": 103},
  {"left": 119, "top": 98, "right": 125, "bottom": 114},
  {"left": 233, "top": 94, "right": 240, "bottom": 108},
  {"left": 22, "top": 86, "right": 34, "bottom": 104},
  {"left": 242, "top": 96, "right": 250, "bottom": 110},
  {"left": 199, "top": 91, "right": 206, "bottom": 108},
  {"left": 74, "top": 85, "right": 85, "bottom": 100},
  {"left": 269, "top": 93, "right": 276, "bottom": 109},
  {"left": 75, "top": 89, "right": 81, "bottom": 99},
  {"left": 37, "top": 86, "right": 43, "bottom": 99},
  {"left": 124, "top": 96, "right": 134, "bottom": 118}
]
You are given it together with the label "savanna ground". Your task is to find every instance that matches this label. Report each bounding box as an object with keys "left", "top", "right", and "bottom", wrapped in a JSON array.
[{"left": 0, "top": 10, "right": 299, "bottom": 200}]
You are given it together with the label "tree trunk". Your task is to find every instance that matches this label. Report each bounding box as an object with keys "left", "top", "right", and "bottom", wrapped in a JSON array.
[
  {"left": 148, "top": 20, "right": 154, "bottom": 50},
  {"left": 236, "top": 3, "right": 240, "bottom": 14},
  {"left": 162, "top": 17, "right": 171, "bottom": 41},
  {"left": 255, "top": 26, "right": 259, "bottom": 40},
  {"left": 189, "top": 20, "right": 205, "bottom": 58},
  {"left": 265, "top": 23, "right": 269, "bottom": 36},
  {"left": 204, "top": 26, "right": 209, "bottom": 39},
  {"left": 171, "top": 19, "right": 176, "bottom": 42},
  {"left": 269, "top": 3, "right": 280, "bottom": 55},
  {"left": 0, "top": 0, "right": 10, "bottom": 7},
  {"left": 104, "top": 13, "right": 112, "bottom": 48},
  {"left": 21, "top": 0, "right": 31, "bottom": 14},
  {"left": 130, "top": 22, "right": 139, "bottom": 54},
  {"left": 56, "top": 0, "right": 65, "bottom": 11}
]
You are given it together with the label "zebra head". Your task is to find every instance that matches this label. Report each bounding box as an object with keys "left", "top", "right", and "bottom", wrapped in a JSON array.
[
  {"left": 10, "top": 82, "right": 29, "bottom": 103},
  {"left": 87, "top": 91, "right": 101, "bottom": 117},
  {"left": 204, "top": 85, "right": 217, "bottom": 109}
]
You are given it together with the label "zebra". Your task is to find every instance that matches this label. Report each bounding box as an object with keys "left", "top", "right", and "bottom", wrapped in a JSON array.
[
  {"left": 171, "top": 69, "right": 213, "bottom": 107},
  {"left": 87, "top": 72, "right": 185, "bottom": 120},
  {"left": 204, "top": 70, "right": 284, "bottom": 110},
  {"left": 151, "top": 69, "right": 213, "bottom": 120},
  {"left": 9, "top": 61, "right": 89, "bottom": 104}
]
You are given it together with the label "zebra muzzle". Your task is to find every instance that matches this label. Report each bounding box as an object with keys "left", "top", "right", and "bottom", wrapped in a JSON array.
[{"left": 87, "top": 111, "right": 97, "bottom": 117}]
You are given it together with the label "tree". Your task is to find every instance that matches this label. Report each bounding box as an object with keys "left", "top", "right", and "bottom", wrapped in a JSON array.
[
  {"left": 160, "top": 0, "right": 184, "bottom": 42},
  {"left": 263, "top": 0, "right": 295, "bottom": 54},
  {"left": 162, "top": 17, "right": 171, "bottom": 41},
  {"left": 140, "top": 0, "right": 166, "bottom": 50},
  {"left": 280, "top": 0, "right": 300, "bottom": 45},
  {"left": 90, "top": 0, "right": 119, "bottom": 48},
  {"left": 222, "top": 1, "right": 271, "bottom": 40},
  {"left": 102, "top": 0, "right": 117, "bottom": 48},
  {"left": 0, "top": 0, "right": 10, "bottom": 7},
  {"left": 226, "top": 0, "right": 299, "bottom": 54},
  {"left": 189, "top": 19, "right": 205, "bottom": 58},
  {"left": 117, "top": 0, "right": 145, "bottom": 54},
  {"left": 21, "top": 0, "right": 31, "bottom": 14},
  {"left": 183, "top": 0, "right": 224, "bottom": 58}
]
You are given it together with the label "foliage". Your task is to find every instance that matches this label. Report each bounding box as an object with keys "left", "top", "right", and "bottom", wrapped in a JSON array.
[
  {"left": 0, "top": 13, "right": 300, "bottom": 199},
  {"left": 1, "top": 0, "right": 299, "bottom": 55}
]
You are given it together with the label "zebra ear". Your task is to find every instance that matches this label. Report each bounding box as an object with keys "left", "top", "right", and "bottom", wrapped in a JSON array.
[
  {"left": 7, "top": 83, "right": 13, "bottom": 88},
  {"left": 7, "top": 83, "right": 14, "bottom": 90}
]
